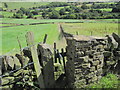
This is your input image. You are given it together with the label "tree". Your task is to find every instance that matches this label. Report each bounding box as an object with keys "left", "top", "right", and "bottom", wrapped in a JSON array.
[
  {"left": 13, "top": 13, "right": 23, "bottom": 19},
  {"left": 65, "top": 7, "right": 73, "bottom": 12},
  {"left": 81, "top": 4, "right": 88, "bottom": 9},
  {"left": 49, "top": 11, "right": 60, "bottom": 19},
  {"left": 20, "top": 7, "right": 26, "bottom": 13},
  {"left": 31, "top": 11, "right": 38, "bottom": 15},
  {"left": 4, "top": 3, "right": 8, "bottom": 8},
  {"left": 66, "top": 14, "right": 76, "bottom": 19},
  {"left": 25, "top": 9, "right": 30, "bottom": 15},
  {"left": 74, "top": 7, "right": 82, "bottom": 13},
  {"left": 75, "top": 13, "right": 82, "bottom": 19},
  {"left": 27, "top": 13, "right": 33, "bottom": 18},
  {"left": 112, "top": 7, "right": 120, "bottom": 13},
  {"left": 0, "top": 7, "right": 3, "bottom": 11},
  {"left": 20, "top": 7, "right": 30, "bottom": 15},
  {"left": 48, "top": 8, "right": 55, "bottom": 12},
  {"left": 59, "top": 8, "right": 66, "bottom": 15},
  {"left": 16, "top": 10, "right": 23, "bottom": 14},
  {"left": 42, "top": 11, "right": 48, "bottom": 19}
]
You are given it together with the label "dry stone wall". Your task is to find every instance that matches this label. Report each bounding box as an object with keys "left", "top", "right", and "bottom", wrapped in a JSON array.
[
  {"left": 65, "top": 34, "right": 120, "bottom": 88},
  {"left": 1, "top": 31, "right": 120, "bottom": 89},
  {"left": 0, "top": 43, "right": 55, "bottom": 89},
  {"left": 103, "top": 33, "right": 120, "bottom": 75}
]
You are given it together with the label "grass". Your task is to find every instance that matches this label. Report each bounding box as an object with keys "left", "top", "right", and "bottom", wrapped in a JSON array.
[
  {"left": 55, "top": 6, "right": 69, "bottom": 11},
  {"left": 62, "top": 22, "right": 118, "bottom": 37},
  {"left": 1, "top": 18, "right": 119, "bottom": 24},
  {"left": 0, "top": 24, "right": 14, "bottom": 26},
  {"left": 1, "top": 18, "right": 84, "bottom": 24},
  {"left": 1, "top": 24, "right": 59, "bottom": 54},
  {"left": 0, "top": 11, "right": 14, "bottom": 18},
  {"left": 33, "top": 15, "right": 42, "bottom": 18},
  {"left": 87, "top": 73, "right": 119, "bottom": 88},
  {"left": 55, "top": 7, "right": 64, "bottom": 11},
  {"left": 2, "top": 2, "right": 49, "bottom": 9},
  {"left": 95, "top": 8, "right": 112, "bottom": 12},
  {"left": 1, "top": 18, "right": 119, "bottom": 54}
]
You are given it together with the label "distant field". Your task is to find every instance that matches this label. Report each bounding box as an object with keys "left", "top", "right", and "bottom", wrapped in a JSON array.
[
  {"left": 1, "top": 24, "right": 59, "bottom": 54},
  {"left": 1, "top": 18, "right": 119, "bottom": 54},
  {"left": 2, "top": 2, "right": 49, "bottom": 9},
  {"left": 0, "top": 11, "right": 14, "bottom": 18},
  {"left": 95, "top": 2, "right": 116, "bottom": 4},
  {"left": 62, "top": 23, "right": 118, "bottom": 37},
  {"left": 1, "top": 18, "right": 119, "bottom": 24},
  {"left": 1, "top": 18, "right": 83, "bottom": 24},
  {"left": 0, "top": 23, "right": 14, "bottom": 26},
  {"left": 55, "top": 7, "right": 65, "bottom": 11},
  {"left": 55, "top": 6, "right": 69, "bottom": 11},
  {"left": 95, "top": 8, "right": 112, "bottom": 11},
  {"left": 99, "top": 2, "right": 116, "bottom": 4}
]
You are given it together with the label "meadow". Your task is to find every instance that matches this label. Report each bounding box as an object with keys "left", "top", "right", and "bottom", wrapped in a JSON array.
[
  {"left": 0, "top": 23, "right": 14, "bottom": 26},
  {"left": 95, "top": 8, "right": 112, "bottom": 12},
  {"left": 2, "top": 2, "right": 49, "bottom": 9},
  {"left": 1, "top": 24, "right": 59, "bottom": 54},
  {"left": 1, "top": 18, "right": 118, "bottom": 24},
  {"left": 1, "top": 18, "right": 83, "bottom": 24},
  {"left": 62, "top": 22, "right": 118, "bottom": 37},
  {"left": 0, "top": 11, "right": 14, "bottom": 18},
  {"left": 1, "top": 20, "right": 119, "bottom": 54}
]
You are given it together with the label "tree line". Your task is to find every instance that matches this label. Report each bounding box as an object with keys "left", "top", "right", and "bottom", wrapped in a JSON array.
[{"left": 1, "top": 2, "right": 120, "bottom": 19}]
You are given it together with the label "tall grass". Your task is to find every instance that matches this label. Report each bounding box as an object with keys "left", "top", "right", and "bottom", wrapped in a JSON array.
[{"left": 88, "top": 73, "right": 119, "bottom": 88}]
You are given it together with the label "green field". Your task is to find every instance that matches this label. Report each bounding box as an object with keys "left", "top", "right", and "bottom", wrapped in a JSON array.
[
  {"left": 1, "top": 24, "right": 59, "bottom": 54},
  {"left": 1, "top": 18, "right": 119, "bottom": 24},
  {"left": 1, "top": 20, "right": 119, "bottom": 54},
  {"left": 62, "top": 23, "right": 118, "bottom": 37},
  {"left": 95, "top": 8, "right": 112, "bottom": 11},
  {"left": 0, "top": 18, "right": 84, "bottom": 24},
  {"left": 0, "top": 23, "right": 14, "bottom": 26},
  {"left": 0, "top": 11, "right": 14, "bottom": 18},
  {"left": 2, "top": 2, "right": 49, "bottom": 9},
  {"left": 55, "top": 6, "right": 69, "bottom": 11},
  {"left": 1, "top": 18, "right": 119, "bottom": 54}
]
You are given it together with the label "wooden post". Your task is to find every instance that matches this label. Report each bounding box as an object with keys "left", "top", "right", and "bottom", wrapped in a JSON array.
[
  {"left": 43, "top": 34, "right": 47, "bottom": 44},
  {"left": 25, "top": 31, "right": 45, "bottom": 89},
  {"left": 76, "top": 31, "right": 78, "bottom": 35},
  {"left": 54, "top": 42, "right": 57, "bottom": 63},
  {"left": 61, "top": 48, "right": 66, "bottom": 74},
  {"left": 91, "top": 31, "right": 93, "bottom": 36},
  {"left": 57, "top": 49, "right": 61, "bottom": 64}
]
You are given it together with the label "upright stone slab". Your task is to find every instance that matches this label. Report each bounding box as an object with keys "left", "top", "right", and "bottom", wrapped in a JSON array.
[{"left": 37, "top": 44, "right": 55, "bottom": 88}]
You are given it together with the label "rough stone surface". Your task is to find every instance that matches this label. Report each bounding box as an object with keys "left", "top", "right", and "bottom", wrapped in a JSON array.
[{"left": 37, "top": 44, "right": 55, "bottom": 88}]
